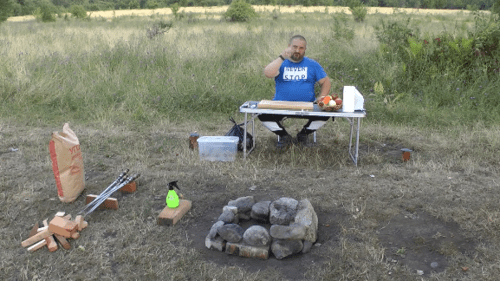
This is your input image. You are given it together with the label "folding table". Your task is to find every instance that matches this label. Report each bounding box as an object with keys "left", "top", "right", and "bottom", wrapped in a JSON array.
[{"left": 239, "top": 101, "right": 366, "bottom": 166}]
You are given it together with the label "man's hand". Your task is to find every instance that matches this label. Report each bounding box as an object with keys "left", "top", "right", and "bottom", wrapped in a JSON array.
[{"left": 280, "top": 46, "right": 293, "bottom": 60}]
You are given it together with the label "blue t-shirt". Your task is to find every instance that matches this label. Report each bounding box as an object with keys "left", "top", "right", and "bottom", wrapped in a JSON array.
[{"left": 273, "top": 57, "right": 327, "bottom": 102}]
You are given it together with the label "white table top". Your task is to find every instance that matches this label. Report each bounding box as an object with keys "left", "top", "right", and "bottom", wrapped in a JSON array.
[{"left": 239, "top": 101, "right": 366, "bottom": 118}]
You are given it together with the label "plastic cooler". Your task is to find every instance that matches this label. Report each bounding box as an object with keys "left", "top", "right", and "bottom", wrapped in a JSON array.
[{"left": 197, "top": 136, "right": 239, "bottom": 161}]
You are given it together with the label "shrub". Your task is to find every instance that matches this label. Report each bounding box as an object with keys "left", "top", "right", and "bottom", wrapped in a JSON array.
[
  {"left": 224, "top": 0, "right": 257, "bottom": 22},
  {"left": 70, "top": 5, "right": 88, "bottom": 19},
  {"left": 33, "top": 0, "right": 57, "bottom": 22},
  {"left": 348, "top": 0, "right": 367, "bottom": 22},
  {"left": 171, "top": 3, "right": 180, "bottom": 19},
  {"left": 0, "top": 0, "right": 14, "bottom": 24}
]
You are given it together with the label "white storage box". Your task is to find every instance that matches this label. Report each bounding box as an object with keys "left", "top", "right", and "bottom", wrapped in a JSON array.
[{"left": 197, "top": 136, "right": 239, "bottom": 162}]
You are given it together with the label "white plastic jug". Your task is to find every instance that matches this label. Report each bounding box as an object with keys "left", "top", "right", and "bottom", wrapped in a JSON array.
[
  {"left": 343, "top": 86, "right": 356, "bottom": 112},
  {"left": 342, "top": 86, "right": 364, "bottom": 112}
]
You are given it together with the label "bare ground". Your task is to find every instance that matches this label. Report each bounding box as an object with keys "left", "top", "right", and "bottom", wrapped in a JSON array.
[{"left": 1, "top": 122, "right": 498, "bottom": 280}]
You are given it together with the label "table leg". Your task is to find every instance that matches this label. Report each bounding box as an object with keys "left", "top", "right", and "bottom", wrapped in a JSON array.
[{"left": 243, "top": 112, "right": 248, "bottom": 160}]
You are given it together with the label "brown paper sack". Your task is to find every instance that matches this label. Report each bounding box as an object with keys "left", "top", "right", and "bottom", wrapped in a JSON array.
[{"left": 49, "top": 123, "right": 85, "bottom": 202}]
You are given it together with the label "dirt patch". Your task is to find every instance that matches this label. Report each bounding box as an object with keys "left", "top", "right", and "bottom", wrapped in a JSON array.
[
  {"left": 184, "top": 192, "right": 348, "bottom": 280},
  {"left": 377, "top": 211, "right": 476, "bottom": 276}
]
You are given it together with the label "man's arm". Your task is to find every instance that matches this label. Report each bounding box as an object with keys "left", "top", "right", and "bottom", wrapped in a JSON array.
[
  {"left": 316, "top": 76, "right": 331, "bottom": 101},
  {"left": 263, "top": 47, "right": 293, "bottom": 78}
]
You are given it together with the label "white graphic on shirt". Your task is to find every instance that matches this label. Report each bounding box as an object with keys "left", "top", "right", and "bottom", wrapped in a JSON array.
[{"left": 283, "top": 66, "right": 308, "bottom": 81}]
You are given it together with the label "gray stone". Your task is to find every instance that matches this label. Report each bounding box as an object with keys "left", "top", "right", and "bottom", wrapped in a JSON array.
[
  {"left": 207, "top": 221, "right": 225, "bottom": 239},
  {"left": 226, "top": 242, "right": 270, "bottom": 260},
  {"left": 243, "top": 225, "right": 271, "bottom": 247},
  {"left": 302, "top": 240, "right": 313, "bottom": 254},
  {"left": 205, "top": 236, "right": 226, "bottom": 252},
  {"left": 270, "top": 223, "right": 307, "bottom": 240},
  {"left": 269, "top": 197, "right": 299, "bottom": 225},
  {"left": 294, "top": 199, "right": 318, "bottom": 243},
  {"left": 228, "top": 196, "right": 255, "bottom": 213},
  {"left": 251, "top": 201, "right": 271, "bottom": 222},
  {"left": 271, "top": 239, "right": 303, "bottom": 260},
  {"left": 223, "top": 205, "right": 238, "bottom": 215},
  {"left": 218, "top": 210, "right": 236, "bottom": 224},
  {"left": 218, "top": 223, "right": 244, "bottom": 243},
  {"left": 238, "top": 211, "right": 251, "bottom": 221}
]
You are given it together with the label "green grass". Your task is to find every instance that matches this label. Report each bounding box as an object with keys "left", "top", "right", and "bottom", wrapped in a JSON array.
[{"left": 1, "top": 9, "right": 500, "bottom": 281}]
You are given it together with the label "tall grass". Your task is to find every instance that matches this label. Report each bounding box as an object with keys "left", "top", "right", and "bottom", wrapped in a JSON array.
[{"left": 1, "top": 11, "right": 499, "bottom": 128}]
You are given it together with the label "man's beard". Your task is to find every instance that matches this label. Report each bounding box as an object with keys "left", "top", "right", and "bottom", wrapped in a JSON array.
[{"left": 290, "top": 52, "right": 303, "bottom": 62}]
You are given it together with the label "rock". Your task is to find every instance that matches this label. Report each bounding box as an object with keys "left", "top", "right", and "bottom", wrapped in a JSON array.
[
  {"left": 270, "top": 223, "right": 306, "bottom": 240},
  {"left": 251, "top": 201, "right": 271, "bottom": 223},
  {"left": 417, "top": 270, "right": 424, "bottom": 275},
  {"left": 294, "top": 199, "right": 318, "bottom": 243},
  {"left": 238, "top": 211, "right": 251, "bottom": 221},
  {"left": 243, "top": 225, "right": 271, "bottom": 247},
  {"left": 223, "top": 205, "right": 238, "bottom": 215},
  {"left": 302, "top": 240, "right": 313, "bottom": 254},
  {"left": 207, "top": 221, "right": 225, "bottom": 239},
  {"left": 205, "top": 236, "right": 226, "bottom": 252},
  {"left": 269, "top": 197, "right": 298, "bottom": 225},
  {"left": 218, "top": 223, "right": 244, "bottom": 243},
  {"left": 218, "top": 210, "right": 236, "bottom": 224},
  {"left": 228, "top": 196, "right": 255, "bottom": 213},
  {"left": 430, "top": 262, "right": 439, "bottom": 269},
  {"left": 271, "top": 239, "right": 303, "bottom": 260}
]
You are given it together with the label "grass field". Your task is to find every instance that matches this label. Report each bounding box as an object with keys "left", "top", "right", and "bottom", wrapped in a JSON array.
[{"left": 1, "top": 7, "right": 500, "bottom": 281}]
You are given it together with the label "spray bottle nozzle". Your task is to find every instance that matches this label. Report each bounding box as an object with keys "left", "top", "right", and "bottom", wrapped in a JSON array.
[{"left": 168, "top": 180, "right": 180, "bottom": 191}]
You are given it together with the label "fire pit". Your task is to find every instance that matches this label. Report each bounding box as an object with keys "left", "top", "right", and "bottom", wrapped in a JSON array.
[{"left": 205, "top": 196, "right": 318, "bottom": 260}]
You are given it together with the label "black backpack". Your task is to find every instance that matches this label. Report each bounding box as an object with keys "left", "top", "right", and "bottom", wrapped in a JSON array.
[{"left": 225, "top": 117, "right": 254, "bottom": 151}]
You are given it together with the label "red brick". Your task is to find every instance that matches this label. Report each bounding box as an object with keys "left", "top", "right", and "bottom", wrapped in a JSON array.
[
  {"left": 54, "top": 234, "right": 71, "bottom": 250},
  {"left": 120, "top": 181, "right": 137, "bottom": 193},
  {"left": 157, "top": 200, "right": 192, "bottom": 226},
  {"left": 85, "top": 195, "right": 118, "bottom": 210},
  {"left": 43, "top": 220, "right": 58, "bottom": 252}
]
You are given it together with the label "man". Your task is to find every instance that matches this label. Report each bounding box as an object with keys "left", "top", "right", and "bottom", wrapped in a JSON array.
[{"left": 259, "top": 35, "right": 332, "bottom": 148}]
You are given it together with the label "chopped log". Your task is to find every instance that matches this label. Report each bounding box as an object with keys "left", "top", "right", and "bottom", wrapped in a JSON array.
[
  {"left": 27, "top": 240, "right": 47, "bottom": 252},
  {"left": 29, "top": 222, "right": 39, "bottom": 238},
  {"left": 48, "top": 216, "right": 78, "bottom": 238},
  {"left": 54, "top": 234, "right": 71, "bottom": 250},
  {"left": 21, "top": 228, "right": 52, "bottom": 248},
  {"left": 43, "top": 219, "right": 58, "bottom": 252}
]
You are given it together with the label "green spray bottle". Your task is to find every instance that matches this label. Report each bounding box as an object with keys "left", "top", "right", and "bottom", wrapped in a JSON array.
[{"left": 166, "top": 180, "right": 180, "bottom": 208}]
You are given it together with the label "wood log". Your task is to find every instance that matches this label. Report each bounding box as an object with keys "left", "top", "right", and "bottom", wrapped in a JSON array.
[
  {"left": 29, "top": 222, "right": 39, "bottom": 238},
  {"left": 27, "top": 239, "right": 47, "bottom": 252},
  {"left": 43, "top": 219, "right": 58, "bottom": 252},
  {"left": 21, "top": 228, "right": 52, "bottom": 248},
  {"left": 48, "top": 216, "right": 78, "bottom": 238},
  {"left": 54, "top": 234, "right": 71, "bottom": 250}
]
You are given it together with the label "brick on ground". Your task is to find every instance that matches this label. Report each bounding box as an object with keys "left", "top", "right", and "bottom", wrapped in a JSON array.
[
  {"left": 85, "top": 195, "right": 119, "bottom": 210},
  {"left": 120, "top": 181, "right": 137, "bottom": 193},
  {"left": 225, "top": 242, "right": 270, "bottom": 260},
  {"left": 48, "top": 216, "right": 78, "bottom": 238},
  {"left": 157, "top": 200, "right": 192, "bottom": 226}
]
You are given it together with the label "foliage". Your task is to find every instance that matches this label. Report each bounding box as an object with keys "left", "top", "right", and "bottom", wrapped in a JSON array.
[
  {"left": 224, "top": 0, "right": 257, "bottom": 22},
  {"left": 33, "top": 0, "right": 57, "bottom": 22},
  {"left": 0, "top": 0, "right": 13, "bottom": 24},
  {"left": 70, "top": 5, "right": 88, "bottom": 19},
  {"left": 146, "top": 20, "right": 173, "bottom": 39},
  {"left": 348, "top": 0, "right": 367, "bottom": 22},
  {"left": 171, "top": 3, "right": 180, "bottom": 19}
]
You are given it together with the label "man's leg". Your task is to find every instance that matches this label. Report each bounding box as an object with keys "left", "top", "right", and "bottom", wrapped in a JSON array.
[
  {"left": 258, "top": 114, "right": 293, "bottom": 148},
  {"left": 297, "top": 116, "right": 331, "bottom": 145},
  {"left": 258, "top": 114, "right": 289, "bottom": 137}
]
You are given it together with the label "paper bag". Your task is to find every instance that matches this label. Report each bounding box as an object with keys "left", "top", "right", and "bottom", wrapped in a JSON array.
[{"left": 49, "top": 123, "right": 85, "bottom": 202}]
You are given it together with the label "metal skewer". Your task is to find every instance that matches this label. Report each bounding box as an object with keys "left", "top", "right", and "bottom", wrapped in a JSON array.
[{"left": 82, "top": 173, "right": 141, "bottom": 217}]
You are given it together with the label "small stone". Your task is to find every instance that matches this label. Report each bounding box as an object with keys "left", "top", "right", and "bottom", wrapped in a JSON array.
[
  {"left": 243, "top": 225, "right": 271, "bottom": 247},
  {"left": 269, "top": 197, "right": 298, "bottom": 225},
  {"left": 218, "top": 223, "right": 244, "bottom": 243},
  {"left": 223, "top": 205, "right": 238, "bottom": 215},
  {"left": 430, "top": 262, "right": 439, "bottom": 269},
  {"left": 271, "top": 239, "right": 303, "bottom": 260},
  {"left": 218, "top": 210, "right": 236, "bottom": 224},
  {"left": 251, "top": 201, "right": 271, "bottom": 223},
  {"left": 417, "top": 270, "right": 424, "bottom": 275},
  {"left": 270, "top": 223, "right": 306, "bottom": 240},
  {"left": 205, "top": 236, "right": 226, "bottom": 252},
  {"left": 207, "top": 221, "right": 225, "bottom": 239},
  {"left": 228, "top": 196, "right": 255, "bottom": 213},
  {"left": 302, "top": 240, "right": 313, "bottom": 254}
]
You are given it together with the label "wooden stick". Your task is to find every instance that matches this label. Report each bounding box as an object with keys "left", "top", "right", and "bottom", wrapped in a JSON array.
[
  {"left": 29, "top": 222, "right": 39, "bottom": 238},
  {"left": 54, "top": 234, "right": 71, "bottom": 250},
  {"left": 43, "top": 219, "right": 58, "bottom": 252},
  {"left": 22, "top": 228, "right": 52, "bottom": 248},
  {"left": 27, "top": 239, "right": 47, "bottom": 252}
]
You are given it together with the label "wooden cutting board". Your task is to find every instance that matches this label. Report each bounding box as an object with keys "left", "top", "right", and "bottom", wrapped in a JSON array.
[{"left": 257, "top": 100, "right": 314, "bottom": 111}]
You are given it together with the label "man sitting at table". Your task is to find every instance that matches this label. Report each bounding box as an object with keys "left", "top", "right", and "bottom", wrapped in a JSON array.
[{"left": 259, "top": 34, "right": 332, "bottom": 148}]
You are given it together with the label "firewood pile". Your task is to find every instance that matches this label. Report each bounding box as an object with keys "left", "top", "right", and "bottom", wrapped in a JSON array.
[{"left": 21, "top": 212, "right": 88, "bottom": 252}]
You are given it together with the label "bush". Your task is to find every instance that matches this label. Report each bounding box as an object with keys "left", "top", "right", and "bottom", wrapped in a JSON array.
[
  {"left": 70, "top": 5, "right": 88, "bottom": 19},
  {"left": 348, "top": 0, "right": 368, "bottom": 22},
  {"left": 0, "top": 0, "right": 14, "bottom": 24},
  {"left": 224, "top": 0, "right": 257, "bottom": 22},
  {"left": 33, "top": 0, "right": 57, "bottom": 22}
]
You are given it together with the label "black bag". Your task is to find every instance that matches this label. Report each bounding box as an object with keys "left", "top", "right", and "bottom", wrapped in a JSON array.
[{"left": 225, "top": 117, "right": 254, "bottom": 151}]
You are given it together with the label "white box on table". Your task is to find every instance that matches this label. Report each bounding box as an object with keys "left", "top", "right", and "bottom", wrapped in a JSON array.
[{"left": 197, "top": 136, "right": 239, "bottom": 162}]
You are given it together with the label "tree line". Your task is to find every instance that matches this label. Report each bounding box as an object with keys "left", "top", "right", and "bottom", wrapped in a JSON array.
[{"left": 1, "top": 0, "right": 499, "bottom": 19}]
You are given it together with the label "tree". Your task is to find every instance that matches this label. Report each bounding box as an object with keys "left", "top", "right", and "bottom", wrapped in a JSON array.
[{"left": 0, "top": 0, "right": 14, "bottom": 24}]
